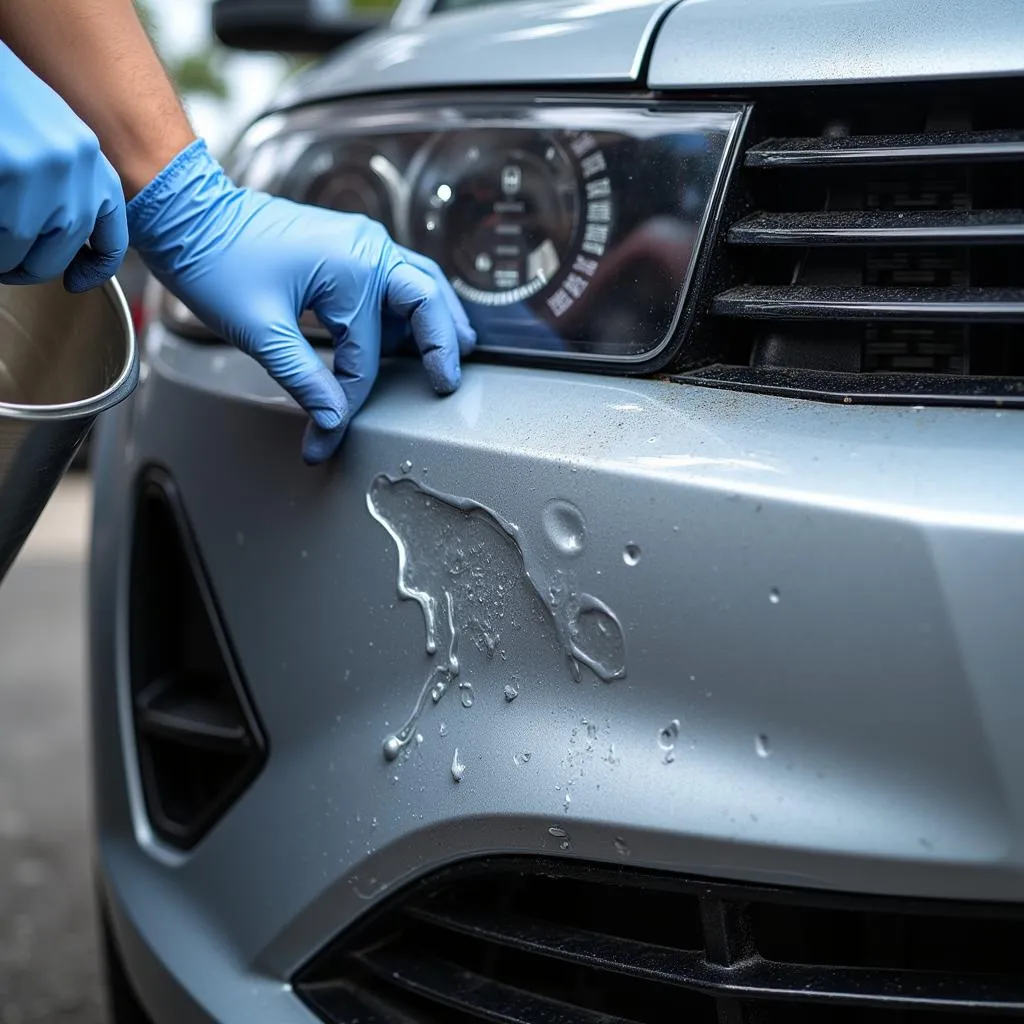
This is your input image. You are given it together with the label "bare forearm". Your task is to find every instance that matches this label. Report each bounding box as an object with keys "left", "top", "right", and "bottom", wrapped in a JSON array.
[{"left": 0, "top": 0, "right": 195, "bottom": 195}]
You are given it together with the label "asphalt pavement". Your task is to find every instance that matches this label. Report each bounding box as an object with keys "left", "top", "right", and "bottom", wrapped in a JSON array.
[{"left": 0, "top": 476, "right": 106, "bottom": 1024}]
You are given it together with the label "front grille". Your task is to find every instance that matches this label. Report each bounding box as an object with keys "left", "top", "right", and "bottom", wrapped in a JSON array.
[
  {"left": 295, "top": 857, "right": 1024, "bottom": 1022},
  {"left": 129, "top": 468, "right": 266, "bottom": 850},
  {"left": 684, "top": 78, "right": 1024, "bottom": 404}
]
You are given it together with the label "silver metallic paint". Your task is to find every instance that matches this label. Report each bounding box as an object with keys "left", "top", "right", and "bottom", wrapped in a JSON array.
[
  {"left": 275, "top": 0, "right": 681, "bottom": 108},
  {"left": 648, "top": 0, "right": 1024, "bottom": 89},
  {"left": 93, "top": 329, "right": 1024, "bottom": 1022}
]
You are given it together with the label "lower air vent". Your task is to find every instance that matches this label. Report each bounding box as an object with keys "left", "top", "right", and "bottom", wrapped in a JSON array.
[
  {"left": 685, "top": 77, "right": 1024, "bottom": 405},
  {"left": 295, "top": 858, "right": 1024, "bottom": 1023},
  {"left": 129, "top": 468, "right": 266, "bottom": 850}
]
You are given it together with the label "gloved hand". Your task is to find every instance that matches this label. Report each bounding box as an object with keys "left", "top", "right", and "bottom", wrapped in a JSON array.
[
  {"left": 0, "top": 43, "right": 127, "bottom": 292},
  {"left": 128, "top": 139, "right": 476, "bottom": 464}
]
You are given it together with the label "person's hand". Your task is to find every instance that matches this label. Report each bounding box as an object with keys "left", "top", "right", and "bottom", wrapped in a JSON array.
[
  {"left": 0, "top": 43, "right": 127, "bottom": 292},
  {"left": 127, "top": 140, "right": 476, "bottom": 464}
]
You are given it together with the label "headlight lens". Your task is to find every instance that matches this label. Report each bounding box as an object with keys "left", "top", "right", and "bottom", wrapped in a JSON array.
[{"left": 167, "top": 98, "right": 747, "bottom": 369}]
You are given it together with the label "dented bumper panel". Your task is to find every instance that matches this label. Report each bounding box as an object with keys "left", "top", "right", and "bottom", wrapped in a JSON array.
[{"left": 91, "top": 327, "right": 1024, "bottom": 1011}]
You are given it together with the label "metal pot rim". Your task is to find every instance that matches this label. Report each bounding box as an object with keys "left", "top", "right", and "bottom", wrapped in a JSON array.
[{"left": 0, "top": 277, "right": 138, "bottom": 421}]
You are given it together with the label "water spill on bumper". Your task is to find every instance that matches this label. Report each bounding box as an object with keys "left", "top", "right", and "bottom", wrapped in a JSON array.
[{"left": 367, "top": 475, "right": 627, "bottom": 760}]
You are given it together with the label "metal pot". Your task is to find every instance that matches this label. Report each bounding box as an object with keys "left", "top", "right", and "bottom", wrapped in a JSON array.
[{"left": 0, "top": 277, "right": 137, "bottom": 584}]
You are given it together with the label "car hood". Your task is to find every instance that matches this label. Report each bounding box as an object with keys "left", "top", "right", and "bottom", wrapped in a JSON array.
[
  {"left": 273, "top": 0, "right": 1024, "bottom": 112},
  {"left": 648, "top": 0, "right": 1024, "bottom": 88},
  {"left": 274, "top": 0, "right": 680, "bottom": 108}
]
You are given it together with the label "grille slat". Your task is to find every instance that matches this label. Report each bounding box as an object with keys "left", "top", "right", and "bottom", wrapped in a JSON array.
[
  {"left": 135, "top": 679, "right": 252, "bottom": 751},
  {"left": 729, "top": 210, "right": 1024, "bottom": 247},
  {"left": 745, "top": 129, "right": 1024, "bottom": 167},
  {"left": 295, "top": 858, "right": 1024, "bottom": 1023},
  {"left": 408, "top": 903, "right": 693, "bottom": 986},
  {"left": 683, "top": 365, "right": 1024, "bottom": 405},
  {"left": 713, "top": 286, "right": 1024, "bottom": 322},
  {"left": 357, "top": 945, "right": 637, "bottom": 1024}
]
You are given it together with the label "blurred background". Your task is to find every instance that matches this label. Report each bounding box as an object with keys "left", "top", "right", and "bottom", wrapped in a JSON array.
[
  {"left": 136, "top": 0, "right": 287, "bottom": 154},
  {"left": 0, "top": 3, "right": 399, "bottom": 1021}
]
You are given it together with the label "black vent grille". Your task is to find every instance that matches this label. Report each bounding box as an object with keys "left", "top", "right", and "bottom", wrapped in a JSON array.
[
  {"left": 129, "top": 469, "right": 266, "bottom": 850},
  {"left": 295, "top": 857, "right": 1024, "bottom": 1022},
  {"left": 685, "top": 78, "right": 1024, "bottom": 405}
]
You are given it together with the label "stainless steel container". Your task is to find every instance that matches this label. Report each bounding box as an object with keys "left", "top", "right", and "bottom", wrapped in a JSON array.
[{"left": 0, "top": 278, "right": 137, "bottom": 583}]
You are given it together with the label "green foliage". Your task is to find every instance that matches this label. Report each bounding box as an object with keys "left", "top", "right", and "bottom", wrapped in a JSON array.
[
  {"left": 171, "top": 50, "right": 230, "bottom": 99},
  {"left": 135, "top": 0, "right": 230, "bottom": 100}
]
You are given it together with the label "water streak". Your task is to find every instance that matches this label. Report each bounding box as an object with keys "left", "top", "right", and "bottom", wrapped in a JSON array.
[{"left": 369, "top": 475, "right": 626, "bottom": 758}]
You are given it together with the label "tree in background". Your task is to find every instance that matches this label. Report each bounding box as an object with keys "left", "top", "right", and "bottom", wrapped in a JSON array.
[{"left": 135, "top": 0, "right": 230, "bottom": 99}]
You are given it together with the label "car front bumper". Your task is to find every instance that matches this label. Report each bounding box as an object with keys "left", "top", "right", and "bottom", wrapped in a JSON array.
[{"left": 91, "top": 325, "right": 1024, "bottom": 1023}]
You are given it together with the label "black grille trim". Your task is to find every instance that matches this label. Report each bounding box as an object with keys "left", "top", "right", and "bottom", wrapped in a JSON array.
[
  {"left": 407, "top": 903, "right": 1024, "bottom": 1013},
  {"left": 744, "top": 129, "right": 1024, "bottom": 167},
  {"left": 689, "top": 78, "right": 1024, "bottom": 404},
  {"left": 356, "top": 945, "right": 638, "bottom": 1024},
  {"left": 679, "top": 365, "right": 1024, "bottom": 406},
  {"left": 729, "top": 210, "right": 1024, "bottom": 247},
  {"left": 713, "top": 286, "right": 1024, "bottom": 322},
  {"left": 295, "top": 857, "right": 1024, "bottom": 1023},
  {"left": 129, "top": 468, "right": 266, "bottom": 850}
]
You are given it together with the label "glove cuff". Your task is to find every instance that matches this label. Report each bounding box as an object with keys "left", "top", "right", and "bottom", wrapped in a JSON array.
[
  {"left": 127, "top": 139, "right": 211, "bottom": 226},
  {"left": 126, "top": 139, "right": 236, "bottom": 274}
]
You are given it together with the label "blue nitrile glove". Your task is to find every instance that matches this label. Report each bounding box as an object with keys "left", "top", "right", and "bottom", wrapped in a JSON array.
[
  {"left": 127, "top": 140, "right": 476, "bottom": 464},
  {"left": 0, "top": 43, "right": 127, "bottom": 292}
]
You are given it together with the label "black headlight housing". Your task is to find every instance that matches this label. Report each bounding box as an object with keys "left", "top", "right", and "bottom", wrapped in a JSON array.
[{"left": 162, "top": 95, "right": 748, "bottom": 374}]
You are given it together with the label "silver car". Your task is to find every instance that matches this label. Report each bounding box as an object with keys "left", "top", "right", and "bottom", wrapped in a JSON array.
[{"left": 91, "top": 0, "right": 1024, "bottom": 1021}]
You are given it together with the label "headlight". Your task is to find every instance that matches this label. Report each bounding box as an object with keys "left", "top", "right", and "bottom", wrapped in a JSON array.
[{"left": 165, "top": 97, "right": 747, "bottom": 371}]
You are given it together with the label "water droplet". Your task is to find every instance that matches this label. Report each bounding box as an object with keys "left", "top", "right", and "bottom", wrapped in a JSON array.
[
  {"left": 560, "top": 839, "right": 572, "bottom": 851},
  {"left": 460, "top": 682, "right": 475, "bottom": 708},
  {"left": 415, "top": 733, "right": 423, "bottom": 745},
  {"left": 769, "top": 588, "right": 781, "bottom": 605},
  {"left": 755, "top": 733, "right": 771, "bottom": 758},
  {"left": 400, "top": 459, "right": 413, "bottom": 474},
  {"left": 613, "top": 836, "right": 630, "bottom": 857},
  {"left": 382, "top": 735, "right": 403, "bottom": 761},
  {"left": 520, "top": 751, "right": 531, "bottom": 763},
  {"left": 542, "top": 499, "right": 587, "bottom": 557},
  {"left": 371, "top": 817, "right": 378, "bottom": 829},
  {"left": 431, "top": 680, "right": 447, "bottom": 703},
  {"left": 563, "top": 791, "right": 572, "bottom": 807},
  {"left": 658, "top": 719, "right": 680, "bottom": 750},
  {"left": 439, "top": 722, "right": 448, "bottom": 737},
  {"left": 451, "top": 748, "right": 466, "bottom": 782},
  {"left": 664, "top": 750, "right": 676, "bottom": 764},
  {"left": 548, "top": 825, "right": 569, "bottom": 838},
  {"left": 503, "top": 682, "right": 519, "bottom": 702},
  {"left": 623, "top": 543, "right": 641, "bottom": 567}
]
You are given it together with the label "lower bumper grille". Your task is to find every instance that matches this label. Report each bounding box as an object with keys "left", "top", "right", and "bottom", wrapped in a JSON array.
[{"left": 295, "top": 858, "right": 1024, "bottom": 1022}]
